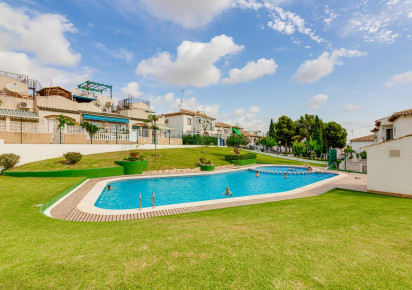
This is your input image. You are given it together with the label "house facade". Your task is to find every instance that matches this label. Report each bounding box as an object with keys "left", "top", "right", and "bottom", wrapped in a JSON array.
[
  {"left": 0, "top": 70, "right": 179, "bottom": 145},
  {"left": 349, "top": 134, "right": 374, "bottom": 152},
  {"left": 371, "top": 108, "right": 412, "bottom": 143},
  {"left": 164, "top": 109, "right": 216, "bottom": 135}
]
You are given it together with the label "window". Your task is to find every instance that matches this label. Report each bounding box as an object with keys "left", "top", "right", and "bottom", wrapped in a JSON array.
[
  {"left": 224, "top": 129, "right": 227, "bottom": 134},
  {"left": 198, "top": 118, "right": 202, "bottom": 124},
  {"left": 165, "top": 119, "right": 168, "bottom": 124},
  {"left": 187, "top": 118, "right": 191, "bottom": 125}
]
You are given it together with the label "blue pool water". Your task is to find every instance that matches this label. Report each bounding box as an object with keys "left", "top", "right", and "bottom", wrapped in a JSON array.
[{"left": 95, "top": 167, "right": 336, "bottom": 210}]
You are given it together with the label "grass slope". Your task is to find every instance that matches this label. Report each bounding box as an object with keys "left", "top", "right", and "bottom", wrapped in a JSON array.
[
  {"left": 9, "top": 147, "right": 324, "bottom": 172},
  {"left": 0, "top": 176, "right": 411, "bottom": 288}
]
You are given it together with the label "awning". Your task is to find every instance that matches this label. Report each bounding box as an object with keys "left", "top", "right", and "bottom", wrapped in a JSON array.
[
  {"left": 73, "top": 95, "right": 95, "bottom": 102},
  {"left": 83, "top": 114, "right": 129, "bottom": 124},
  {"left": 232, "top": 128, "right": 241, "bottom": 135},
  {"left": 156, "top": 124, "right": 175, "bottom": 131},
  {"left": 0, "top": 108, "right": 39, "bottom": 120}
]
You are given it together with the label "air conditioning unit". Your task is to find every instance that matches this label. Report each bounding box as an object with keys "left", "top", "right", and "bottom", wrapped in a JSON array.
[{"left": 19, "top": 101, "right": 33, "bottom": 109}]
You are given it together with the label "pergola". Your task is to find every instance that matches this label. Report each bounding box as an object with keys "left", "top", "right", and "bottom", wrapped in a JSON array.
[{"left": 77, "top": 81, "right": 112, "bottom": 99}]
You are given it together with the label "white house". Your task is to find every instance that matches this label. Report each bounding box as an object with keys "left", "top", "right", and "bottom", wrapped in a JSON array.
[
  {"left": 365, "top": 134, "right": 412, "bottom": 197},
  {"left": 164, "top": 109, "right": 215, "bottom": 135},
  {"left": 371, "top": 108, "right": 412, "bottom": 143},
  {"left": 350, "top": 134, "right": 374, "bottom": 152}
]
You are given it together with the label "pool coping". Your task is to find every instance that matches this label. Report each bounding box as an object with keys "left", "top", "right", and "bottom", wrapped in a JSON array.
[{"left": 46, "top": 165, "right": 348, "bottom": 220}]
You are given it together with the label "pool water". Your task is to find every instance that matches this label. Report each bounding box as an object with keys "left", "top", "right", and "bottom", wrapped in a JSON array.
[{"left": 95, "top": 167, "right": 335, "bottom": 210}]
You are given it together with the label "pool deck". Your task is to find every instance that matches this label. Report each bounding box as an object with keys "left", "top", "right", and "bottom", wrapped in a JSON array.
[{"left": 48, "top": 166, "right": 367, "bottom": 222}]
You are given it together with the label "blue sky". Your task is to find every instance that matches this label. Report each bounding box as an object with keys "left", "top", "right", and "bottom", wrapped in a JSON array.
[{"left": 1, "top": 0, "right": 412, "bottom": 137}]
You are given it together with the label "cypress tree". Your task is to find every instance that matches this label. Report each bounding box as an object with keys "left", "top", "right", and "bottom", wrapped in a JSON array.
[
  {"left": 313, "top": 115, "right": 323, "bottom": 157},
  {"left": 268, "top": 119, "right": 276, "bottom": 139}
]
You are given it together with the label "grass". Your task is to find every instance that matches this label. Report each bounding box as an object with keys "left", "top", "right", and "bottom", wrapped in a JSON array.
[
  {"left": 0, "top": 175, "right": 411, "bottom": 288},
  {"left": 9, "top": 147, "right": 324, "bottom": 172}
]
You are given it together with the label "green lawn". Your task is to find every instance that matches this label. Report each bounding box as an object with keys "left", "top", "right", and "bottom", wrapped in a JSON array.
[
  {"left": 0, "top": 175, "right": 411, "bottom": 288},
  {"left": 9, "top": 147, "right": 324, "bottom": 172}
]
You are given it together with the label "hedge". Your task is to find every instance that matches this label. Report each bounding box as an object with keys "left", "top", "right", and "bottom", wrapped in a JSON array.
[
  {"left": 232, "top": 159, "right": 256, "bottom": 166},
  {"left": 182, "top": 134, "right": 218, "bottom": 145},
  {"left": 224, "top": 153, "right": 257, "bottom": 161},
  {"left": 3, "top": 166, "right": 125, "bottom": 178}
]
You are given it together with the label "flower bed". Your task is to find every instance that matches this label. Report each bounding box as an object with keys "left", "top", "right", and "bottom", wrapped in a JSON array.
[
  {"left": 199, "top": 164, "right": 215, "bottom": 171},
  {"left": 114, "top": 160, "right": 148, "bottom": 175}
]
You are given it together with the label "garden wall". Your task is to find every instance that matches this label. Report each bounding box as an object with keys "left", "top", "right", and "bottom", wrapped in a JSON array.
[{"left": 0, "top": 144, "right": 201, "bottom": 166}]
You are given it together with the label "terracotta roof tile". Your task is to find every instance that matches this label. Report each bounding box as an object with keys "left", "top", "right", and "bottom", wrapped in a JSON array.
[
  {"left": 388, "top": 108, "right": 412, "bottom": 122},
  {"left": 350, "top": 134, "right": 374, "bottom": 142}
]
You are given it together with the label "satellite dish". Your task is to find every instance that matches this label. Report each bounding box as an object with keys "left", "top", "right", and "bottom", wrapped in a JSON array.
[{"left": 6, "top": 82, "right": 25, "bottom": 93}]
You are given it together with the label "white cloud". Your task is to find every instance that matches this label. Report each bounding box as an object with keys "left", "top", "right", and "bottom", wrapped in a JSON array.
[
  {"left": 136, "top": 34, "right": 244, "bottom": 87},
  {"left": 141, "top": 0, "right": 233, "bottom": 29},
  {"left": 324, "top": 5, "right": 338, "bottom": 24},
  {"left": 293, "top": 48, "right": 366, "bottom": 83},
  {"left": 307, "top": 94, "right": 328, "bottom": 110},
  {"left": 266, "top": 4, "right": 327, "bottom": 44},
  {"left": 222, "top": 58, "right": 278, "bottom": 84},
  {"left": 409, "top": 11, "right": 412, "bottom": 18},
  {"left": 344, "top": 104, "right": 359, "bottom": 112},
  {"left": 96, "top": 43, "right": 134, "bottom": 63},
  {"left": 0, "top": 50, "right": 91, "bottom": 87},
  {"left": 385, "top": 71, "right": 412, "bottom": 86},
  {"left": 121, "top": 82, "right": 142, "bottom": 97},
  {"left": 0, "top": 2, "right": 80, "bottom": 66}
]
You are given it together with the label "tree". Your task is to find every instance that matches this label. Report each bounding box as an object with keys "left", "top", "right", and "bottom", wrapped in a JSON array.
[
  {"left": 226, "top": 134, "right": 249, "bottom": 153},
  {"left": 200, "top": 119, "right": 211, "bottom": 153},
  {"left": 296, "top": 114, "right": 316, "bottom": 140},
  {"left": 268, "top": 119, "right": 276, "bottom": 139},
  {"left": 324, "top": 121, "right": 347, "bottom": 149},
  {"left": 313, "top": 115, "right": 323, "bottom": 157},
  {"left": 260, "top": 136, "right": 276, "bottom": 152},
  {"left": 57, "top": 115, "right": 74, "bottom": 128},
  {"left": 304, "top": 137, "right": 320, "bottom": 160},
  {"left": 292, "top": 140, "right": 304, "bottom": 162},
  {"left": 274, "top": 115, "right": 295, "bottom": 151},
  {"left": 144, "top": 114, "right": 159, "bottom": 156},
  {"left": 81, "top": 121, "right": 100, "bottom": 135}
]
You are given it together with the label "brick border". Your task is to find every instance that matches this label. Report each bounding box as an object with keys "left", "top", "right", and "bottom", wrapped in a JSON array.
[{"left": 49, "top": 168, "right": 368, "bottom": 222}]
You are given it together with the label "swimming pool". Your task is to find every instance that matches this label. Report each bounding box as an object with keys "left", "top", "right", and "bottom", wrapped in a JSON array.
[{"left": 95, "top": 166, "right": 336, "bottom": 210}]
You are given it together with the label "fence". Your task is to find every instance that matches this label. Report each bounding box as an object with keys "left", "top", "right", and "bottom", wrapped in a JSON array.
[{"left": 92, "top": 132, "right": 129, "bottom": 141}]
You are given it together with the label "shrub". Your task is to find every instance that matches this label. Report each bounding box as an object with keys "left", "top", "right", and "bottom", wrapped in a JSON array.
[
  {"left": 360, "top": 151, "right": 367, "bottom": 160},
  {"left": 205, "top": 160, "right": 212, "bottom": 165},
  {"left": 224, "top": 153, "right": 257, "bottom": 161},
  {"left": 63, "top": 152, "right": 82, "bottom": 164},
  {"left": 124, "top": 151, "right": 144, "bottom": 161},
  {"left": 0, "top": 153, "right": 20, "bottom": 169},
  {"left": 199, "top": 157, "right": 206, "bottom": 164},
  {"left": 182, "top": 134, "right": 218, "bottom": 145}
]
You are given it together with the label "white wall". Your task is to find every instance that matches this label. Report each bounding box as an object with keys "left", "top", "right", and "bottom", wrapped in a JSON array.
[
  {"left": 0, "top": 143, "right": 200, "bottom": 166},
  {"left": 366, "top": 136, "right": 412, "bottom": 195},
  {"left": 393, "top": 115, "right": 412, "bottom": 139},
  {"left": 351, "top": 141, "right": 373, "bottom": 152}
]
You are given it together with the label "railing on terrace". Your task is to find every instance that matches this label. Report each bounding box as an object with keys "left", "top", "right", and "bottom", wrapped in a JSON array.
[
  {"left": 65, "top": 125, "right": 87, "bottom": 134},
  {"left": 9, "top": 121, "right": 50, "bottom": 133},
  {"left": 91, "top": 132, "right": 129, "bottom": 141}
]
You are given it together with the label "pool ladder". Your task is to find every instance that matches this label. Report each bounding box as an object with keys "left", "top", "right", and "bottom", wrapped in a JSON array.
[{"left": 138, "top": 192, "right": 155, "bottom": 210}]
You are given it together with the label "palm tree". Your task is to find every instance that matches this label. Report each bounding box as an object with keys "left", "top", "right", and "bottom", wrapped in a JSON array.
[
  {"left": 200, "top": 119, "right": 211, "bottom": 153},
  {"left": 145, "top": 114, "right": 159, "bottom": 156},
  {"left": 56, "top": 115, "right": 74, "bottom": 144}
]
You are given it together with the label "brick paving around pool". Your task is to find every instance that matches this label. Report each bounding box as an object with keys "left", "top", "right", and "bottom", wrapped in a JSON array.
[{"left": 50, "top": 166, "right": 368, "bottom": 222}]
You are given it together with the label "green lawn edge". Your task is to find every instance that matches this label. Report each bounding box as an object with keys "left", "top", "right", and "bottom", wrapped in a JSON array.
[{"left": 40, "top": 177, "right": 88, "bottom": 214}]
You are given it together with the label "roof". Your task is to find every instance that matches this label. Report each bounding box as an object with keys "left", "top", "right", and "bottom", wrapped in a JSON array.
[
  {"left": 388, "top": 108, "right": 412, "bottom": 122},
  {"left": 350, "top": 134, "right": 374, "bottom": 142},
  {"left": 363, "top": 134, "right": 412, "bottom": 149},
  {"left": 156, "top": 124, "right": 175, "bottom": 131},
  {"left": 215, "top": 121, "right": 232, "bottom": 128},
  {"left": 0, "top": 108, "right": 38, "bottom": 120},
  {"left": 164, "top": 109, "right": 216, "bottom": 120},
  {"left": 242, "top": 131, "right": 261, "bottom": 138}
]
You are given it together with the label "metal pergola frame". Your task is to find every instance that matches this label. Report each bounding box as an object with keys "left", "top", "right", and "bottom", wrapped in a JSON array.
[{"left": 77, "top": 80, "right": 112, "bottom": 99}]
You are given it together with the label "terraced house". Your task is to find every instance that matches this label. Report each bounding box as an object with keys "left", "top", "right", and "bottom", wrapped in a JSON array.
[{"left": 0, "top": 71, "right": 179, "bottom": 145}]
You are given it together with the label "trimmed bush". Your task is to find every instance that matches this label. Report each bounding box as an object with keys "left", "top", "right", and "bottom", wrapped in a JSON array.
[
  {"left": 124, "top": 151, "right": 144, "bottom": 161},
  {"left": 182, "top": 134, "right": 218, "bottom": 145},
  {"left": 224, "top": 153, "right": 257, "bottom": 161},
  {"left": 63, "top": 152, "right": 82, "bottom": 164},
  {"left": 0, "top": 153, "right": 20, "bottom": 169}
]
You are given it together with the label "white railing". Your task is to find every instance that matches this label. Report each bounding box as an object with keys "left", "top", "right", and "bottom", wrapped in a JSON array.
[
  {"left": 92, "top": 132, "right": 129, "bottom": 140},
  {"left": 65, "top": 125, "right": 87, "bottom": 134}
]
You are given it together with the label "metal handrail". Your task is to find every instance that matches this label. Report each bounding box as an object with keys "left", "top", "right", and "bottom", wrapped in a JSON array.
[{"left": 326, "top": 162, "right": 337, "bottom": 170}]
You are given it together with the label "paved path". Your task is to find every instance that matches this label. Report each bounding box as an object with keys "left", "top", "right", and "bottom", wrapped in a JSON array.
[
  {"left": 245, "top": 149, "right": 328, "bottom": 165},
  {"left": 49, "top": 168, "right": 367, "bottom": 222}
]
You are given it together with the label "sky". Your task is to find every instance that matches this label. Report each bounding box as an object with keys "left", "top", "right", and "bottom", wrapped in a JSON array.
[{"left": 1, "top": 0, "right": 411, "bottom": 138}]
